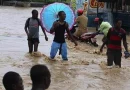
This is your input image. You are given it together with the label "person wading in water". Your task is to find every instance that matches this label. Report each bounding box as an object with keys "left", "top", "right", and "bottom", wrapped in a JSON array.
[
  {"left": 50, "top": 11, "right": 77, "bottom": 61},
  {"left": 25, "top": 9, "right": 48, "bottom": 54}
]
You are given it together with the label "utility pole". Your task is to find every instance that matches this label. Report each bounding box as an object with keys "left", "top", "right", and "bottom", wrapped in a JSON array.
[{"left": 96, "top": 0, "right": 99, "bottom": 31}]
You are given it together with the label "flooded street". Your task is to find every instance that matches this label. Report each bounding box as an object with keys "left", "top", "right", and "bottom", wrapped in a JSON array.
[{"left": 0, "top": 6, "right": 130, "bottom": 90}]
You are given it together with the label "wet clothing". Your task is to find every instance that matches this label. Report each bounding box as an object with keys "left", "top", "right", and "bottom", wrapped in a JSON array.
[
  {"left": 99, "top": 22, "right": 112, "bottom": 37},
  {"left": 25, "top": 17, "right": 40, "bottom": 38},
  {"left": 74, "top": 15, "right": 88, "bottom": 37},
  {"left": 107, "top": 49, "right": 122, "bottom": 67},
  {"left": 50, "top": 21, "right": 68, "bottom": 60},
  {"left": 50, "top": 42, "right": 67, "bottom": 60},
  {"left": 25, "top": 17, "right": 40, "bottom": 43},
  {"left": 107, "top": 28, "right": 126, "bottom": 50},
  {"left": 27, "top": 38, "right": 39, "bottom": 44},
  {"left": 106, "top": 27, "right": 126, "bottom": 67},
  {"left": 53, "top": 21, "right": 66, "bottom": 43}
]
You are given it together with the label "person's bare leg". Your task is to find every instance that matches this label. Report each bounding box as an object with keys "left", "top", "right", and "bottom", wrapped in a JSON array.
[
  {"left": 28, "top": 41, "right": 33, "bottom": 53},
  {"left": 34, "top": 42, "right": 39, "bottom": 52}
]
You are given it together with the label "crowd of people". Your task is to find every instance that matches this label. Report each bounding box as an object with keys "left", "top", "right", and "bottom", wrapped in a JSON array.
[
  {"left": 24, "top": 9, "right": 129, "bottom": 68},
  {"left": 2, "top": 8, "right": 130, "bottom": 90}
]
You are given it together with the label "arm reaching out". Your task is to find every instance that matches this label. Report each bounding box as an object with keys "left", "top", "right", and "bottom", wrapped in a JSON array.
[
  {"left": 65, "top": 22, "right": 78, "bottom": 46},
  {"left": 100, "top": 39, "right": 108, "bottom": 52},
  {"left": 100, "top": 28, "right": 111, "bottom": 52}
]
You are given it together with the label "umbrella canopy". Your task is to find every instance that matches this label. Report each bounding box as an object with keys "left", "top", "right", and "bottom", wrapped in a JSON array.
[{"left": 40, "top": 2, "right": 75, "bottom": 33}]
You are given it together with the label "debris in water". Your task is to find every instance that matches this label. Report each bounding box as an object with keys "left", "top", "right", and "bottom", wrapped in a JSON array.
[
  {"left": 71, "top": 60, "right": 89, "bottom": 65},
  {"left": 91, "top": 60, "right": 97, "bottom": 64},
  {"left": 31, "top": 51, "right": 42, "bottom": 57}
]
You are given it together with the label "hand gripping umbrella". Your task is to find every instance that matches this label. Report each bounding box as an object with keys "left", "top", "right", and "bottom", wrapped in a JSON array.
[{"left": 40, "top": 2, "right": 75, "bottom": 33}]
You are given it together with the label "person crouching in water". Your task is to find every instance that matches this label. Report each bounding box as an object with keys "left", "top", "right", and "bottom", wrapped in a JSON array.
[
  {"left": 50, "top": 11, "right": 77, "bottom": 61},
  {"left": 100, "top": 19, "right": 128, "bottom": 68},
  {"left": 73, "top": 9, "right": 88, "bottom": 39}
]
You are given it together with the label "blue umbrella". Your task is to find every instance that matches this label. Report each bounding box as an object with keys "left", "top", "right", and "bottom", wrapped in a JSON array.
[{"left": 40, "top": 2, "right": 75, "bottom": 33}]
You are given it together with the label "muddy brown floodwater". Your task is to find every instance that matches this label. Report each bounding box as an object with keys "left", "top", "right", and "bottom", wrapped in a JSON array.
[{"left": 0, "top": 6, "right": 130, "bottom": 90}]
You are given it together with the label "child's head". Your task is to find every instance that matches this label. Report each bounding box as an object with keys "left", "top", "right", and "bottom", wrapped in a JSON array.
[
  {"left": 3, "top": 71, "right": 23, "bottom": 90},
  {"left": 58, "top": 11, "right": 66, "bottom": 20},
  {"left": 32, "top": 9, "right": 38, "bottom": 19},
  {"left": 30, "top": 64, "right": 51, "bottom": 89}
]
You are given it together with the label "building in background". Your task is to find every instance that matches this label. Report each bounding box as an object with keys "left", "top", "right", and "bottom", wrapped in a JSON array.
[{"left": 70, "top": 0, "right": 130, "bottom": 33}]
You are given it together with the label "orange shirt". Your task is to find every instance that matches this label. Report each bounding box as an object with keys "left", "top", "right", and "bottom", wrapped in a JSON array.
[{"left": 74, "top": 15, "right": 88, "bottom": 37}]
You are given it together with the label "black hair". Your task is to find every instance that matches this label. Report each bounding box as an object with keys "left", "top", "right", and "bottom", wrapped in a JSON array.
[
  {"left": 3, "top": 71, "right": 21, "bottom": 90},
  {"left": 99, "top": 18, "right": 103, "bottom": 22},
  {"left": 58, "top": 11, "right": 65, "bottom": 17},
  {"left": 30, "top": 64, "right": 51, "bottom": 84},
  {"left": 115, "top": 18, "right": 122, "bottom": 24},
  {"left": 32, "top": 9, "right": 38, "bottom": 14}
]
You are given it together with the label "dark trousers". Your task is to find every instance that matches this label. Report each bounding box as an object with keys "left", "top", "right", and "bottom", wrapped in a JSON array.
[{"left": 107, "top": 49, "right": 122, "bottom": 67}]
